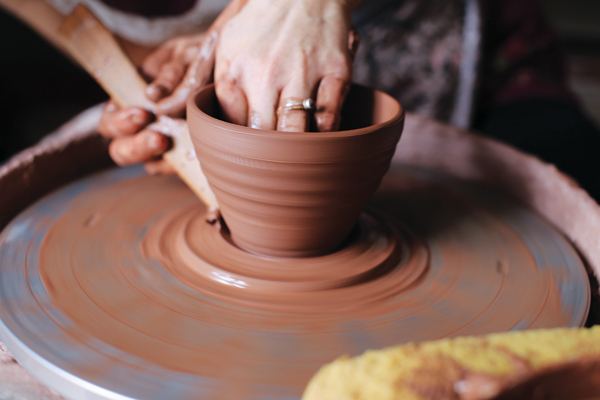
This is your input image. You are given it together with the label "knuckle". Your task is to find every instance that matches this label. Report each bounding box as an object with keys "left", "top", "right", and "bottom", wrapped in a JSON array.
[
  {"left": 215, "top": 75, "right": 240, "bottom": 98},
  {"left": 99, "top": 117, "right": 119, "bottom": 138},
  {"left": 327, "top": 55, "right": 352, "bottom": 79},
  {"left": 215, "top": 63, "right": 236, "bottom": 85}
]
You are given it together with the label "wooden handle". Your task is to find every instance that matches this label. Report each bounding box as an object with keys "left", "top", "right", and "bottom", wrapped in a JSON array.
[
  {"left": 0, "top": 0, "right": 67, "bottom": 56},
  {"left": 58, "top": 4, "right": 219, "bottom": 214}
]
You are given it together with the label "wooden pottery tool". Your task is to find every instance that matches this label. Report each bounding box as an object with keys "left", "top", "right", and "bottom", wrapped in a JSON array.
[{"left": 58, "top": 4, "right": 220, "bottom": 218}]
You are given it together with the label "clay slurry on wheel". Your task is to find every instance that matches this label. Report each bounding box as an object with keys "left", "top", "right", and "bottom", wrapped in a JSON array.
[{"left": 0, "top": 163, "right": 586, "bottom": 399}]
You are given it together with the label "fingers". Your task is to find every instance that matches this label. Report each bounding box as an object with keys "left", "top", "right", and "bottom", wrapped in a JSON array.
[
  {"left": 216, "top": 63, "right": 276, "bottom": 130},
  {"left": 145, "top": 61, "right": 186, "bottom": 103},
  {"left": 144, "top": 159, "right": 176, "bottom": 175},
  {"left": 142, "top": 42, "right": 175, "bottom": 81},
  {"left": 143, "top": 40, "right": 179, "bottom": 102},
  {"left": 246, "top": 89, "right": 278, "bottom": 130},
  {"left": 108, "top": 130, "right": 170, "bottom": 166},
  {"left": 315, "top": 76, "right": 350, "bottom": 132},
  {"left": 275, "top": 77, "right": 314, "bottom": 132},
  {"left": 156, "top": 32, "right": 219, "bottom": 116},
  {"left": 217, "top": 74, "right": 349, "bottom": 133},
  {"left": 216, "top": 65, "right": 286, "bottom": 130},
  {"left": 215, "top": 70, "right": 248, "bottom": 127},
  {"left": 98, "top": 101, "right": 153, "bottom": 138},
  {"left": 99, "top": 101, "right": 171, "bottom": 170}
]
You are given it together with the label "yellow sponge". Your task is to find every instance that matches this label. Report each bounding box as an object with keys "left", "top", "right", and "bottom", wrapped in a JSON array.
[{"left": 303, "top": 326, "right": 600, "bottom": 400}]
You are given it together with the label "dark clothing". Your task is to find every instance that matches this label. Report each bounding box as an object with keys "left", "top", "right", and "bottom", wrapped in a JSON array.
[{"left": 477, "top": 99, "right": 600, "bottom": 201}]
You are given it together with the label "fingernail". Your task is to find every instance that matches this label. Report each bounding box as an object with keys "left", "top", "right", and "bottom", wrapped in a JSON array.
[
  {"left": 249, "top": 112, "right": 261, "bottom": 129},
  {"left": 146, "top": 84, "right": 166, "bottom": 102},
  {"left": 146, "top": 84, "right": 159, "bottom": 98},
  {"left": 148, "top": 84, "right": 168, "bottom": 100},
  {"left": 147, "top": 132, "right": 168, "bottom": 152},
  {"left": 146, "top": 132, "right": 160, "bottom": 150}
]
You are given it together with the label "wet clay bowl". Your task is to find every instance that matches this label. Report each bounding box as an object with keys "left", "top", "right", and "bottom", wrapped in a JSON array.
[{"left": 187, "top": 84, "right": 405, "bottom": 258}]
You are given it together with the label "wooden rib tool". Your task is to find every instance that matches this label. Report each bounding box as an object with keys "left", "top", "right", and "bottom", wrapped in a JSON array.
[{"left": 58, "top": 4, "right": 221, "bottom": 219}]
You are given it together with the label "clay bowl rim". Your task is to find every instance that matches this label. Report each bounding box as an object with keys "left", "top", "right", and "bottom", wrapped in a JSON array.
[{"left": 186, "top": 83, "right": 405, "bottom": 139}]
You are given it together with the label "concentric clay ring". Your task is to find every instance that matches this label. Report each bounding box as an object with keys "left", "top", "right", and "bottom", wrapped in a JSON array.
[
  {"left": 0, "top": 163, "right": 590, "bottom": 399},
  {"left": 142, "top": 204, "right": 419, "bottom": 295}
]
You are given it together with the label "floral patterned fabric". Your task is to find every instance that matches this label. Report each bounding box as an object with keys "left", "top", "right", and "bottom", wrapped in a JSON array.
[
  {"left": 478, "top": 0, "right": 575, "bottom": 109},
  {"left": 353, "top": 0, "right": 574, "bottom": 125},
  {"left": 353, "top": 0, "right": 467, "bottom": 123}
]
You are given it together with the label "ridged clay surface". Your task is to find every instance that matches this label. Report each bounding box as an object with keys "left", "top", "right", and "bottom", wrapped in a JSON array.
[{"left": 187, "top": 84, "right": 404, "bottom": 257}]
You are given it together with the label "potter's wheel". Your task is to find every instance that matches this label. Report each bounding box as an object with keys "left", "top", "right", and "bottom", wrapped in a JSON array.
[{"left": 0, "top": 163, "right": 590, "bottom": 400}]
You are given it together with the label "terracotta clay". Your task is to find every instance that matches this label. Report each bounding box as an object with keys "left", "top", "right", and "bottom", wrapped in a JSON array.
[
  {"left": 0, "top": 110, "right": 599, "bottom": 399},
  {"left": 187, "top": 84, "right": 405, "bottom": 257},
  {"left": 0, "top": 162, "right": 588, "bottom": 399}
]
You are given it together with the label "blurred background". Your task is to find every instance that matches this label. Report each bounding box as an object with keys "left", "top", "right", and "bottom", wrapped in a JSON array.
[
  {"left": 0, "top": 4, "right": 107, "bottom": 162},
  {"left": 0, "top": 0, "right": 598, "bottom": 163},
  {"left": 542, "top": 0, "right": 600, "bottom": 128}
]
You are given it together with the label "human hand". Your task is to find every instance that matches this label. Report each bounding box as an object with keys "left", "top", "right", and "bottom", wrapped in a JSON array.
[
  {"left": 97, "top": 0, "right": 249, "bottom": 173},
  {"left": 96, "top": 33, "right": 215, "bottom": 174},
  {"left": 97, "top": 101, "right": 176, "bottom": 174},
  {"left": 142, "top": 33, "right": 218, "bottom": 117},
  {"left": 142, "top": 0, "right": 248, "bottom": 116},
  {"left": 215, "top": 0, "right": 361, "bottom": 132}
]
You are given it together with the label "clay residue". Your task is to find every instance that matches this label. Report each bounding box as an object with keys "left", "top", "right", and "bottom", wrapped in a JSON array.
[
  {"left": 31, "top": 165, "right": 588, "bottom": 398},
  {"left": 140, "top": 202, "right": 429, "bottom": 314}
]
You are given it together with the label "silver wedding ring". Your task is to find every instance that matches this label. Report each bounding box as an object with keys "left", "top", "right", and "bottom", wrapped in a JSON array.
[{"left": 277, "top": 98, "right": 316, "bottom": 114}]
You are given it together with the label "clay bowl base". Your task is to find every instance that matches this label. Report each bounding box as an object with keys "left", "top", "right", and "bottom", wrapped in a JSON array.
[
  {"left": 187, "top": 84, "right": 404, "bottom": 258},
  {"left": 142, "top": 204, "right": 427, "bottom": 312},
  {"left": 0, "top": 164, "right": 590, "bottom": 400}
]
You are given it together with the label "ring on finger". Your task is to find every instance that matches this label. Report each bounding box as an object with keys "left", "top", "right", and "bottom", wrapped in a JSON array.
[{"left": 277, "top": 98, "right": 316, "bottom": 114}]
